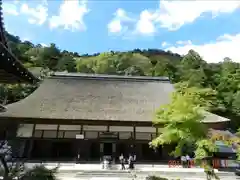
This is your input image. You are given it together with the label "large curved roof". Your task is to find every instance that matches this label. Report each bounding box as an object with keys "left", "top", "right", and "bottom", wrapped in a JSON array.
[
  {"left": 0, "top": 73, "right": 230, "bottom": 123},
  {"left": 0, "top": 73, "right": 173, "bottom": 122}
]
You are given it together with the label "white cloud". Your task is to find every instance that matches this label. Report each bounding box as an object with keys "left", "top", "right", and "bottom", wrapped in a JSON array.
[
  {"left": 22, "top": 37, "right": 30, "bottom": 41},
  {"left": 2, "top": 1, "right": 48, "bottom": 26},
  {"left": 161, "top": 41, "right": 169, "bottom": 47},
  {"left": 20, "top": 3, "right": 48, "bottom": 25},
  {"left": 108, "top": 8, "right": 135, "bottom": 34},
  {"left": 2, "top": 3, "right": 19, "bottom": 16},
  {"left": 154, "top": 0, "right": 240, "bottom": 31},
  {"left": 135, "top": 10, "right": 156, "bottom": 35},
  {"left": 166, "top": 33, "right": 240, "bottom": 63},
  {"left": 108, "top": 20, "right": 122, "bottom": 33},
  {"left": 127, "top": 0, "right": 240, "bottom": 35},
  {"left": 49, "top": 0, "right": 89, "bottom": 31},
  {"left": 40, "top": 43, "right": 48, "bottom": 47},
  {"left": 176, "top": 40, "right": 192, "bottom": 45}
]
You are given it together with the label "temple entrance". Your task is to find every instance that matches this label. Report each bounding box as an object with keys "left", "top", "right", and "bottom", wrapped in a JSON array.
[{"left": 103, "top": 143, "right": 112, "bottom": 155}]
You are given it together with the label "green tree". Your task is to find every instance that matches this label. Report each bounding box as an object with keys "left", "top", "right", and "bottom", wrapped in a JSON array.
[
  {"left": 150, "top": 85, "right": 216, "bottom": 158},
  {"left": 124, "top": 66, "right": 144, "bottom": 76},
  {"left": 76, "top": 58, "right": 95, "bottom": 73},
  {"left": 36, "top": 43, "right": 61, "bottom": 70},
  {"left": 56, "top": 55, "right": 77, "bottom": 72},
  {"left": 115, "top": 53, "right": 132, "bottom": 74},
  {"left": 177, "top": 50, "right": 209, "bottom": 87},
  {"left": 232, "top": 91, "right": 240, "bottom": 116},
  {"left": 93, "top": 53, "right": 116, "bottom": 74}
]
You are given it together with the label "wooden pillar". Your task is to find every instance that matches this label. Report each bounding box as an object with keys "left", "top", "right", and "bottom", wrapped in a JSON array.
[
  {"left": 19, "top": 139, "right": 26, "bottom": 158},
  {"left": 56, "top": 124, "right": 60, "bottom": 138},
  {"left": 135, "top": 142, "right": 142, "bottom": 161},
  {"left": 132, "top": 126, "right": 136, "bottom": 155},
  {"left": 85, "top": 140, "right": 90, "bottom": 161},
  {"left": 80, "top": 125, "right": 83, "bottom": 134},
  {"left": 133, "top": 126, "right": 136, "bottom": 139},
  {"left": 27, "top": 124, "right": 36, "bottom": 159},
  {"left": 56, "top": 124, "right": 60, "bottom": 159},
  {"left": 76, "top": 125, "right": 83, "bottom": 161}
]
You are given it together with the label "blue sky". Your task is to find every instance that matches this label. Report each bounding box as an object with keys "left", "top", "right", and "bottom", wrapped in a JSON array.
[{"left": 2, "top": 0, "right": 240, "bottom": 63}]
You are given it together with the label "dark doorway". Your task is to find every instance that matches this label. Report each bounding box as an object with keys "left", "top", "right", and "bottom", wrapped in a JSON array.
[
  {"left": 31, "top": 140, "right": 52, "bottom": 160},
  {"left": 52, "top": 141, "right": 75, "bottom": 160},
  {"left": 142, "top": 143, "right": 156, "bottom": 161},
  {"left": 103, "top": 143, "right": 112, "bottom": 155},
  {"left": 90, "top": 142, "right": 100, "bottom": 161}
]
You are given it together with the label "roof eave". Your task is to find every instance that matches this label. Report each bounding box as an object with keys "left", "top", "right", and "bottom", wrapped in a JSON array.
[{"left": 0, "top": 42, "right": 39, "bottom": 84}]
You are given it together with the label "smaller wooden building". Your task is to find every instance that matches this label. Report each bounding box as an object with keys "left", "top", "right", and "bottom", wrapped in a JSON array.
[{"left": 0, "top": 73, "right": 230, "bottom": 162}]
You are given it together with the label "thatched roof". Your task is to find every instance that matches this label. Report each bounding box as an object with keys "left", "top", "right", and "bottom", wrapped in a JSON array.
[{"left": 0, "top": 73, "right": 230, "bottom": 123}]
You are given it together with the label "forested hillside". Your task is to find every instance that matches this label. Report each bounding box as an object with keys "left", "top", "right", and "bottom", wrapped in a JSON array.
[{"left": 1, "top": 33, "right": 240, "bottom": 130}]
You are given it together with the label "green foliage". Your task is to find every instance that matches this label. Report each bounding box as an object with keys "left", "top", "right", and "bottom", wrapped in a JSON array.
[
  {"left": 92, "top": 53, "right": 117, "bottom": 74},
  {"left": 76, "top": 58, "right": 95, "bottom": 73},
  {"left": 0, "top": 165, "right": 57, "bottom": 180},
  {"left": 20, "top": 165, "right": 57, "bottom": 180},
  {"left": 0, "top": 84, "right": 38, "bottom": 105},
  {"left": 232, "top": 91, "right": 240, "bottom": 116},
  {"left": 151, "top": 86, "right": 216, "bottom": 157},
  {"left": 56, "top": 55, "right": 76, "bottom": 72},
  {"left": 146, "top": 176, "right": 168, "bottom": 180},
  {"left": 194, "top": 140, "right": 216, "bottom": 160},
  {"left": 174, "top": 82, "right": 221, "bottom": 111}
]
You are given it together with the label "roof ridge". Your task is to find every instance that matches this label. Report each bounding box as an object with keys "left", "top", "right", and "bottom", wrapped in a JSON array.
[{"left": 50, "top": 72, "right": 170, "bottom": 82}]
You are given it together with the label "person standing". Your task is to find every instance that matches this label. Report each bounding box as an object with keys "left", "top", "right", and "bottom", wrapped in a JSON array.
[
  {"left": 186, "top": 154, "right": 190, "bottom": 168},
  {"left": 119, "top": 154, "right": 125, "bottom": 170},
  {"left": 128, "top": 154, "right": 134, "bottom": 169},
  {"left": 76, "top": 149, "right": 81, "bottom": 164},
  {"left": 181, "top": 155, "right": 186, "bottom": 168}
]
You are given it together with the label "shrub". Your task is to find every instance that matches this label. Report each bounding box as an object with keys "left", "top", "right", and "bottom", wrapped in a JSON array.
[
  {"left": 19, "top": 165, "right": 58, "bottom": 180},
  {"left": 146, "top": 176, "right": 169, "bottom": 180}
]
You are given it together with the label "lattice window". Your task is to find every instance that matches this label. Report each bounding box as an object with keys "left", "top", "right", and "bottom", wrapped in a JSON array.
[{"left": 43, "top": 130, "right": 57, "bottom": 138}]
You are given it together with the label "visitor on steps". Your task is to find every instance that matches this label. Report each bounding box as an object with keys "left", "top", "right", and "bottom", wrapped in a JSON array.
[
  {"left": 119, "top": 154, "right": 125, "bottom": 170},
  {"left": 128, "top": 154, "right": 134, "bottom": 170},
  {"left": 186, "top": 154, "right": 190, "bottom": 168},
  {"left": 181, "top": 155, "right": 187, "bottom": 168}
]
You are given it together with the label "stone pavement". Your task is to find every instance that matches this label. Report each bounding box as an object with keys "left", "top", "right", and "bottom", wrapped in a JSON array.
[
  {"left": 37, "top": 163, "right": 218, "bottom": 172},
  {"left": 0, "top": 163, "right": 238, "bottom": 180},
  {"left": 56, "top": 170, "right": 238, "bottom": 180},
  {"left": 25, "top": 163, "right": 239, "bottom": 180}
]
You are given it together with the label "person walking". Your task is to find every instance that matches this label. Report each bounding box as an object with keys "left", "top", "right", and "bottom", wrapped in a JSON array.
[{"left": 119, "top": 154, "right": 125, "bottom": 170}]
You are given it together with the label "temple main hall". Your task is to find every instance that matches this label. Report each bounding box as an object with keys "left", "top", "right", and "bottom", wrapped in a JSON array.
[{"left": 0, "top": 72, "right": 229, "bottom": 162}]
